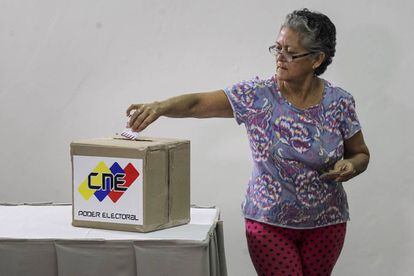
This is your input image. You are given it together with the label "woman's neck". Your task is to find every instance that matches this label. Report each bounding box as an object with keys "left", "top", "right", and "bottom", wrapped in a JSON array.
[
  {"left": 277, "top": 75, "right": 324, "bottom": 109},
  {"left": 279, "top": 75, "right": 320, "bottom": 101}
]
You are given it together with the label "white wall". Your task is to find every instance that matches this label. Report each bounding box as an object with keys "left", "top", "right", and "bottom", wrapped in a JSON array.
[{"left": 0, "top": 0, "right": 413, "bottom": 275}]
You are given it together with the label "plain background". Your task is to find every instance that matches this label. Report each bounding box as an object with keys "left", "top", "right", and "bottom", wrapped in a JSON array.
[{"left": 0, "top": 0, "right": 413, "bottom": 275}]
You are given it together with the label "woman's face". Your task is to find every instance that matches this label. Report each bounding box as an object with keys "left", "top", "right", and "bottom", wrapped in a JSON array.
[{"left": 275, "top": 27, "right": 317, "bottom": 82}]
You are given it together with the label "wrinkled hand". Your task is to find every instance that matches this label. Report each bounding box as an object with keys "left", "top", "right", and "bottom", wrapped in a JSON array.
[
  {"left": 126, "top": 102, "right": 163, "bottom": 132},
  {"left": 321, "top": 159, "right": 357, "bottom": 182}
]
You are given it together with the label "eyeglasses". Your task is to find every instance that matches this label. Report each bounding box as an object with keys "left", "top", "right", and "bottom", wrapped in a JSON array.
[{"left": 268, "top": 45, "right": 316, "bottom": 62}]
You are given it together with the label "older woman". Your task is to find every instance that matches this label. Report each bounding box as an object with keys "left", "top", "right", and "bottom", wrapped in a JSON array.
[{"left": 127, "top": 8, "right": 370, "bottom": 276}]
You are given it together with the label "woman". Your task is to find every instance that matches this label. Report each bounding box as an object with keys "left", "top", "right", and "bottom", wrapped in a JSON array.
[{"left": 127, "top": 8, "right": 370, "bottom": 276}]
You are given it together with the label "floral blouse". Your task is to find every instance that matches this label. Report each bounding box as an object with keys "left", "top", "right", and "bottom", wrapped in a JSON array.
[{"left": 224, "top": 76, "right": 362, "bottom": 229}]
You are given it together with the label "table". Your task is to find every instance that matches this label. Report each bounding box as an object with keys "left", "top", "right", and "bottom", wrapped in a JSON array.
[{"left": 0, "top": 203, "right": 227, "bottom": 276}]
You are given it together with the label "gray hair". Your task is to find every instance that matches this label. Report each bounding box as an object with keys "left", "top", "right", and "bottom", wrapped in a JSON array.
[{"left": 281, "top": 9, "right": 336, "bottom": 76}]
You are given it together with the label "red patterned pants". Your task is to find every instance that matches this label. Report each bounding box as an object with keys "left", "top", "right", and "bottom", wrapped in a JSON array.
[{"left": 245, "top": 218, "right": 347, "bottom": 276}]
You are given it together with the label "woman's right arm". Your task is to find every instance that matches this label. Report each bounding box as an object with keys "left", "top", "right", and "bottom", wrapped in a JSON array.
[{"left": 126, "top": 90, "right": 233, "bottom": 132}]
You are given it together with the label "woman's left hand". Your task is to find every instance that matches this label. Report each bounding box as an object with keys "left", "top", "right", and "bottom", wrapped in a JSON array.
[{"left": 322, "top": 159, "right": 357, "bottom": 182}]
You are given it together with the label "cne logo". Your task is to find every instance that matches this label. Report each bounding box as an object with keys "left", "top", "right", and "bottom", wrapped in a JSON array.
[{"left": 78, "top": 161, "right": 139, "bottom": 203}]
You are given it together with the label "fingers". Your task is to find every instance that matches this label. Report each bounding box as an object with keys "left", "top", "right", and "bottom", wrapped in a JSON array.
[
  {"left": 321, "top": 160, "right": 356, "bottom": 182},
  {"left": 130, "top": 108, "right": 149, "bottom": 131},
  {"left": 129, "top": 108, "right": 159, "bottom": 132},
  {"left": 334, "top": 174, "right": 353, "bottom": 182},
  {"left": 126, "top": 104, "right": 144, "bottom": 117},
  {"left": 333, "top": 162, "right": 347, "bottom": 172},
  {"left": 335, "top": 167, "right": 357, "bottom": 182},
  {"left": 319, "top": 170, "right": 342, "bottom": 181},
  {"left": 339, "top": 167, "right": 355, "bottom": 177},
  {"left": 137, "top": 113, "right": 158, "bottom": 132},
  {"left": 128, "top": 106, "right": 145, "bottom": 128},
  {"left": 126, "top": 101, "right": 162, "bottom": 132}
]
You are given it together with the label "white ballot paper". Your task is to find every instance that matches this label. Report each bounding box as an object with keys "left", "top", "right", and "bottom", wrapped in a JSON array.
[{"left": 121, "top": 128, "right": 140, "bottom": 140}]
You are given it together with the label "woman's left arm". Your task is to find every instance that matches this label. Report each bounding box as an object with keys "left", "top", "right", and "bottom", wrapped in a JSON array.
[{"left": 332, "top": 131, "right": 370, "bottom": 182}]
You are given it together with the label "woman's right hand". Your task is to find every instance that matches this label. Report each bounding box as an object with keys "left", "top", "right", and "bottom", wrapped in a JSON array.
[{"left": 126, "top": 101, "right": 164, "bottom": 132}]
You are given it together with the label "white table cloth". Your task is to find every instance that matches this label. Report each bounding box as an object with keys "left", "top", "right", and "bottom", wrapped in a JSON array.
[{"left": 0, "top": 203, "right": 227, "bottom": 276}]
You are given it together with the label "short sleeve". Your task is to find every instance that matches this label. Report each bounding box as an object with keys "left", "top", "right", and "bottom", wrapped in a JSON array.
[
  {"left": 223, "top": 77, "right": 261, "bottom": 125},
  {"left": 340, "top": 95, "right": 362, "bottom": 139}
]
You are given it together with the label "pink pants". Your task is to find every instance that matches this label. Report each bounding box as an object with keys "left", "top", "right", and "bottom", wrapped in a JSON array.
[{"left": 245, "top": 218, "right": 347, "bottom": 276}]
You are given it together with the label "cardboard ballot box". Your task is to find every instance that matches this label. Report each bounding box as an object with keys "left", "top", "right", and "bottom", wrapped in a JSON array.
[{"left": 71, "top": 136, "right": 190, "bottom": 232}]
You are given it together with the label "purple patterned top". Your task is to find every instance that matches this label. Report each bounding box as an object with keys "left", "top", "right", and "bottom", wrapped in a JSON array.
[{"left": 224, "top": 76, "right": 362, "bottom": 229}]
